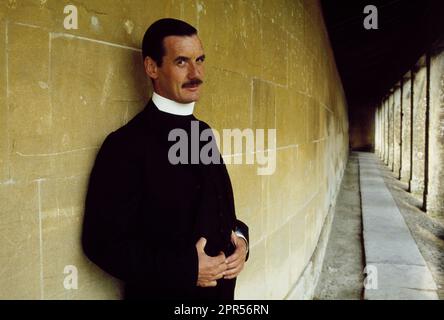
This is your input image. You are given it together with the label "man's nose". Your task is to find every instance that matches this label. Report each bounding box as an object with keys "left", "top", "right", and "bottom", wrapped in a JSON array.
[{"left": 187, "top": 62, "right": 201, "bottom": 79}]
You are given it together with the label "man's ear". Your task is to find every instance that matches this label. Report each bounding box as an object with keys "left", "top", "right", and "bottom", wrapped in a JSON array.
[{"left": 144, "top": 56, "right": 158, "bottom": 79}]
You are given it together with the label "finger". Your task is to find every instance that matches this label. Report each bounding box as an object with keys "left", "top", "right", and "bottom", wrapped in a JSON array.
[
  {"left": 224, "top": 263, "right": 243, "bottom": 276},
  {"left": 224, "top": 265, "right": 243, "bottom": 279},
  {"left": 201, "top": 273, "right": 224, "bottom": 282},
  {"left": 210, "top": 252, "right": 227, "bottom": 265},
  {"left": 226, "top": 257, "right": 242, "bottom": 269},
  {"left": 206, "top": 271, "right": 225, "bottom": 281},
  {"left": 225, "top": 251, "right": 240, "bottom": 264},
  {"left": 214, "top": 263, "right": 228, "bottom": 275},
  {"left": 224, "top": 273, "right": 239, "bottom": 280},
  {"left": 201, "top": 280, "right": 217, "bottom": 287},
  {"left": 196, "top": 237, "right": 207, "bottom": 252},
  {"left": 203, "top": 266, "right": 227, "bottom": 280},
  {"left": 224, "top": 270, "right": 240, "bottom": 279}
]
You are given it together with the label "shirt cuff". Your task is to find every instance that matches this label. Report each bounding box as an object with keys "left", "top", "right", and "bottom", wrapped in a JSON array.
[{"left": 234, "top": 230, "right": 249, "bottom": 254}]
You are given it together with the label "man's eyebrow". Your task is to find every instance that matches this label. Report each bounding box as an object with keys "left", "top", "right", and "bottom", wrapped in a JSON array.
[
  {"left": 174, "top": 56, "right": 190, "bottom": 63},
  {"left": 173, "top": 55, "right": 205, "bottom": 63}
]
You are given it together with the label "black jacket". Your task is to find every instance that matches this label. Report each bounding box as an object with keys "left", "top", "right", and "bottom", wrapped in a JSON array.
[{"left": 82, "top": 100, "right": 249, "bottom": 300}]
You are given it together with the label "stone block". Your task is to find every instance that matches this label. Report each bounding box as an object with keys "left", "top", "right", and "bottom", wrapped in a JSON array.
[
  {"left": 8, "top": 24, "right": 52, "bottom": 182},
  {"left": 0, "top": 20, "right": 7, "bottom": 182},
  {"left": 41, "top": 206, "right": 122, "bottom": 299},
  {"left": 265, "top": 224, "right": 290, "bottom": 299},
  {"left": 288, "top": 35, "right": 307, "bottom": 93},
  {"left": 235, "top": 239, "right": 267, "bottom": 299},
  {"left": 289, "top": 211, "right": 306, "bottom": 285},
  {"left": 50, "top": 34, "right": 148, "bottom": 150},
  {"left": 0, "top": 182, "right": 40, "bottom": 299},
  {"left": 252, "top": 79, "right": 276, "bottom": 151},
  {"left": 297, "top": 142, "right": 317, "bottom": 199},
  {"left": 266, "top": 147, "right": 297, "bottom": 235},
  {"left": 194, "top": 66, "right": 251, "bottom": 134},
  {"left": 260, "top": 15, "right": 288, "bottom": 86},
  {"left": 275, "top": 87, "right": 307, "bottom": 147},
  {"left": 197, "top": 0, "right": 262, "bottom": 78},
  {"left": 306, "top": 98, "right": 320, "bottom": 142},
  {"left": 226, "top": 157, "right": 265, "bottom": 247}
]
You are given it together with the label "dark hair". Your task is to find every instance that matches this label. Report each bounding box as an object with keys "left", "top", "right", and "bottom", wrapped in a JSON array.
[{"left": 142, "top": 18, "right": 197, "bottom": 67}]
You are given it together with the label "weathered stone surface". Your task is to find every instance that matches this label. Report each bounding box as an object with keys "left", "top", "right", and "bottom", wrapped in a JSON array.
[
  {"left": 0, "top": 20, "right": 7, "bottom": 183},
  {"left": 194, "top": 66, "right": 251, "bottom": 135},
  {"left": 0, "top": 182, "right": 40, "bottom": 299},
  {"left": 235, "top": 240, "right": 266, "bottom": 299},
  {"left": 289, "top": 210, "right": 306, "bottom": 285},
  {"left": 359, "top": 153, "right": 438, "bottom": 299},
  {"left": 197, "top": 0, "right": 262, "bottom": 78},
  {"left": 266, "top": 147, "right": 297, "bottom": 235},
  {"left": 252, "top": 79, "right": 276, "bottom": 151},
  {"left": 260, "top": 15, "right": 288, "bottom": 86},
  {"left": 226, "top": 158, "right": 265, "bottom": 248},
  {"left": 365, "top": 287, "right": 438, "bottom": 300},
  {"left": 427, "top": 42, "right": 444, "bottom": 217},
  {"left": 276, "top": 88, "right": 307, "bottom": 147},
  {"left": 383, "top": 99, "right": 389, "bottom": 164},
  {"left": 8, "top": 24, "right": 52, "bottom": 182},
  {"left": 400, "top": 75, "right": 412, "bottom": 183},
  {"left": 369, "top": 263, "right": 437, "bottom": 291},
  {"left": 388, "top": 94, "right": 394, "bottom": 169},
  {"left": 393, "top": 85, "right": 402, "bottom": 178},
  {"left": 265, "top": 224, "right": 291, "bottom": 299},
  {"left": 411, "top": 56, "right": 427, "bottom": 196}
]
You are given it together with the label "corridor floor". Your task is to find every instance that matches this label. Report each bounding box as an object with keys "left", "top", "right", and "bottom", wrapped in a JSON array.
[
  {"left": 314, "top": 151, "right": 444, "bottom": 299},
  {"left": 314, "top": 153, "right": 364, "bottom": 299}
]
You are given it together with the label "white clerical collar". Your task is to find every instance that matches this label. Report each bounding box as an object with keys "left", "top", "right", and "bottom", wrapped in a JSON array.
[{"left": 152, "top": 92, "right": 195, "bottom": 116}]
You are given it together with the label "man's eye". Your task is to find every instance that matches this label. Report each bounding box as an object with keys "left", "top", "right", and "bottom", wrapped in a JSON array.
[
  {"left": 197, "top": 57, "right": 205, "bottom": 64},
  {"left": 177, "top": 60, "right": 186, "bottom": 66}
]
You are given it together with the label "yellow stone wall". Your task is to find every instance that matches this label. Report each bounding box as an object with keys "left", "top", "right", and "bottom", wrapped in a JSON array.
[{"left": 0, "top": 0, "right": 348, "bottom": 299}]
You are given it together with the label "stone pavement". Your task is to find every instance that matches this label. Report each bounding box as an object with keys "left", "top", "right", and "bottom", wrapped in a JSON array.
[{"left": 358, "top": 152, "right": 438, "bottom": 299}]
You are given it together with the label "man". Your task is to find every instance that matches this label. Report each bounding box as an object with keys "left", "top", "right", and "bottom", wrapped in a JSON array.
[{"left": 82, "top": 18, "right": 249, "bottom": 300}]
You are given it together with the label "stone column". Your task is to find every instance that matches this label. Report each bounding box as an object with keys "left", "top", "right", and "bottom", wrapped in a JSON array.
[
  {"left": 379, "top": 103, "right": 383, "bottom": 158},
  {"left": 382, "top": 99, "right": 386, "bottom": 161},
  {"left": 388, "top": 91, "right": 395, "bottom": 170},
  {"left": 426, "top": 39, "right": 444, "bottom": 217},
  {"left": 375, "top": 104, "right": 380, "bottom": 156},
  {"left": 393, "top": 83, "right": 402, "bottom": 178},
  {"left": 384, "top": 97, "right": 389, "bottom": 165},
  {"left": 400, "top": 72, "right": 413, "bottom": 184},
  {"left": 410, "top": 55, "right": 428, "bottom": 198}
]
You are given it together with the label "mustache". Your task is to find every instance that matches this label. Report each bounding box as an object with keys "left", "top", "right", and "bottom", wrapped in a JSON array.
[{"left": 182, "top": 79, "right": 203, "bottom": 88}]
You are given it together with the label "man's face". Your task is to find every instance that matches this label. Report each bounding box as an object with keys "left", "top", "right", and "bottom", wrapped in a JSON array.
[{"left": 149, "top": 34, "right": 205, "bottom": 103}]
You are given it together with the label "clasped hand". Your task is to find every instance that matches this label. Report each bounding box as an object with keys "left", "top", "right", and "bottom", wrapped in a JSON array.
[{"left": 195, "top": 232, "right": 247, "bottom": 287}]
